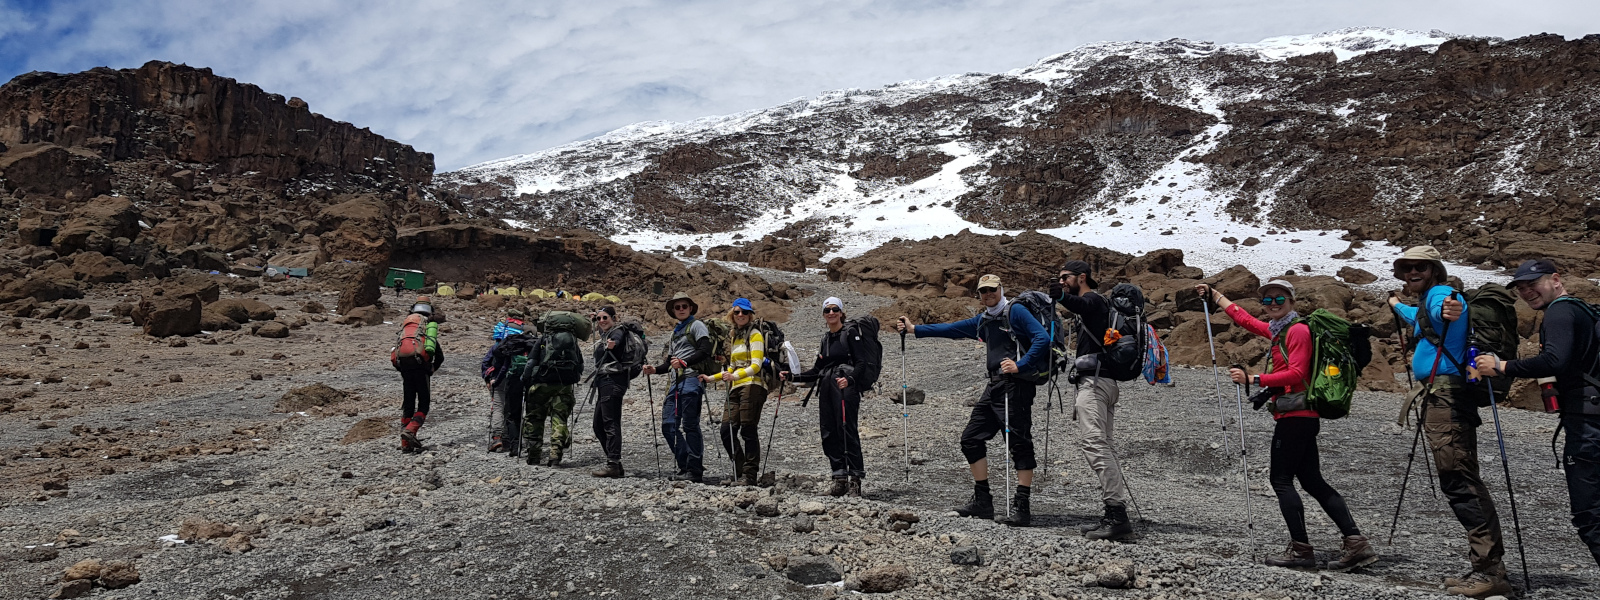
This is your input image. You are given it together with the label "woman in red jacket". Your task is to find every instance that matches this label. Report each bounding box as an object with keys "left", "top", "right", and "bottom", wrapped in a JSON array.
[{"left": 1199, "top": 280, "right": 1377, "bottom": 572}]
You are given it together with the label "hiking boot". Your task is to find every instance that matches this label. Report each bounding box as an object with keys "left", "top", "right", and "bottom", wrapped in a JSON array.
[
  {"left": 1325, "top": 535, "right": 1378, "bottom": 572},
  {"left": 488, "top": 437, "right": 504, "bottom": 453},
  {"left": 401, "top": 413, "right": 424, "bottom": 448},
  {"left": 1444, "top": 569, "right": 1512, "bottom": 598},
  {"left": 1084, "top": 501, "right": 1133, "bottom": 541},
  {"left": 1263, "top": 541, "right": 1316, "bottom": 569},
  {"left": 847, "top": 476, "right": 862, "bottom": 498},
  {"left": 668, "top": 471, "right": 693, "bottom": 481},
  {"left": 735, "top": 473, "right": 758, "bottom": 487},
  {"left": 524, "top": 446, "right": 541, "bottom": 466},
  {"left": 995, "top": 488, "right": 1032, "bottom": 527},
  {"left": 953, "top": 487, "right": 995, "bottom": 520},
  {"left": 546, "top": 455, "right": 563, "bottom": 468},
  {"left": 827, "top": 477, "right": 850, "bottom": 497},
  {"left": 590, "top": 462, "right": 624, "bottom": 479}
]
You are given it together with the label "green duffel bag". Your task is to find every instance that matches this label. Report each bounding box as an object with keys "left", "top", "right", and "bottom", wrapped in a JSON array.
[{"left": 537, "top": 310, "right": 592, "bottom": 342}]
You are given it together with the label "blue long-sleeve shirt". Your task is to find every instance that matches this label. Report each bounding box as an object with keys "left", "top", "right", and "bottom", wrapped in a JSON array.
[
  {"left": 1395, "top": 284, "right": 1470, "bottom": 380},
  {"left": 915, "top": 302, "right": 1049, "bottom": 377}
]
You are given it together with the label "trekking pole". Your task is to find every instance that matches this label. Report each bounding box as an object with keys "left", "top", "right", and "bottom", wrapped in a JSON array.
[
  {"left": 1039, "top": 318, "right": 1057, "bottom": 493},
  {"left": 1391, "top": 303, "right": 1440, "bottom": 499},
  {"left": 900, "top": 330, "right": 910, "bottom": 482},
  {"left": 646, "top": 375, "right": 663, "bottom": 478},
  {"left": 1387, "top": 401, "right": 1427, "bottom": 545},
  {"left": 1231, "top": 373, "right": 1255, "bottom": 555},
  {"left": 1201, "top": 295, "right": 1230, "bottom": 453},
  {"left": 761, "top": 377, "right": 782, "bottom": 479},
  {"left": 1483, "top": 374, "right": 1532, "bottom": 591}
]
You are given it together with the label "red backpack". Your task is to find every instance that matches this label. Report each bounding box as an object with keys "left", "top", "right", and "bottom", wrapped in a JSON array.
[{"left": 391, "top": 314, "right": 431, "bottom": 368}]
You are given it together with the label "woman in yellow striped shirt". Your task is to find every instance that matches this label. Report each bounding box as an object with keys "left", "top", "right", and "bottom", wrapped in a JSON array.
[{"left": 704, "top": 297, "right": 766, "bottom": 486}]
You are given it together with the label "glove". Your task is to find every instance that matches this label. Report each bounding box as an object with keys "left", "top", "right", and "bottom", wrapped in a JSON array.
[{"left": 1049, "top": 281, "right": 1065, "bottom": 300}]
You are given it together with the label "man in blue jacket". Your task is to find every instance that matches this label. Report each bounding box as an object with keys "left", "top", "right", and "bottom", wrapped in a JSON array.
[
  {"left": 897, "top": 274, "right": 1048, "bottom": 527},
  {"left": 1388, "top": 245, "right": 1509, "bottom": 598}
]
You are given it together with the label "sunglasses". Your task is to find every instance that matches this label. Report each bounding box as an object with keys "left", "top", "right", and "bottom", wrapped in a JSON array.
[
  {"left": 1058, "top": 273, "right": 1077, "bottom": 282},
  {"left": 594, "top": 315, "right": 611, "bottom": 321},
  {"left": 822, "top": 307, "right": 843, "bottom": 314},
  {"left": 671, "top": 304, "right": 693, "bottom": 311},
  {"left": 1395, "top": 263, "right": 1431, "bottom": 273},
  {"left": 1259, "top": 296, "right": 1288, "bottom": 306},
  {"left": 977, "top": 287, "right": 999, "bottom": 294},
  {"left": 731, "top": 309, "right": 751, "bottom": 316}
]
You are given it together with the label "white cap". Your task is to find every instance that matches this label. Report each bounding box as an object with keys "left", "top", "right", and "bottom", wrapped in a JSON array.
[
  {"left": 823, "top": 297, "right": 844, "bottom": 311},
  {"left": 1258, "top": 279, "right": 1296, "bottom": 300}
]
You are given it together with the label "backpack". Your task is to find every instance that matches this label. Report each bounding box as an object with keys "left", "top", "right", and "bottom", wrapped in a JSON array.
[
  {"left": 1550, "top": 297, "right": 1600, "bottom": 392},
  {"left": 1085, "top": 284, "right": 1147, "bottom": 382},
  {"left": 754, "top": 319, "right": 789, "bottom": 391},
  {"left": 607, "top": 321, "right": 650, "bottom": 380},
  {"left": 489, "top": 332, "right": 536, "bottom": 383},
  {"left": 842, "top": 316, "right": 884, "bottom": 391},
  {"left": 997, "top": 291, "right": 1069, "bottom": 384},
  {"left": 1141, "top": 323, "right": 1172, "bottom": 385},
  {"left": 1416, "top": 283, "right": 1518, "bottom": 400},
  {"left": 492, "top": 317, "right": 526, "bottom": 341},
  {"left": 1274, "top": 309, "right": 1371, "bottom": 419},
  {"left": 390, "top": 314, "right": 433, "bottom": 369},
  {"left": 527, "top": 311, "right": 589, "bottom": 385},
  {"left": 692, "top": 318, "right": 732, "bottom": 376}
]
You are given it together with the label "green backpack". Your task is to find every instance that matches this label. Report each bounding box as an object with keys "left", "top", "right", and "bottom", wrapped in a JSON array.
[
  {"left": 1416, "top": 283, "right": 1519, "bottom": 400},
  {"left": 1275, "top": 309, "right": 1371, "bottom": 420},
  {"left": 694, "top": 317, "right": 732, "bottom": 376}
]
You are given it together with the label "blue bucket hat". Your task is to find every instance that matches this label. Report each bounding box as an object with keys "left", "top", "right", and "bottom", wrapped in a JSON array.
[{"left": 731, "top": 298, "right": 754, "bottom": 312}]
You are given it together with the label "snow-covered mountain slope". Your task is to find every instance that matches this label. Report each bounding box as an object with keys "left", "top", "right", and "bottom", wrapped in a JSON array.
[{"left": 437, "top": 28, "right": 1600, "bottom": 282}]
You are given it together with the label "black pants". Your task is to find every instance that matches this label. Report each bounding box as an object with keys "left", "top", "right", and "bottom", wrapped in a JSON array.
[
  {"left": 592, "top": 377, "right": 627, "bottom": 463},
  {"left": 400, "top": 367, "right": 432, "bottom": 417},
  {"left": 1270, "top": 416, "right": 1361, "bottom": 543},
  {"left": 960, "top": 377, "right": 1037, "bottom": 471},
  {"left": 818, "top": 382, "right": 863, "bottom": 478},
  {"left": 1563, "top": 413, "right": 1600, "bottom": 567}
]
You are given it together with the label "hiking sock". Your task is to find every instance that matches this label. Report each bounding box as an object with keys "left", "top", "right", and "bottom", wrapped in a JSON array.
[
  {"left": 1016, "top": 484, "right": 1031, "bottom": 498},
  {"left": 974, "top": 479, "right": 990, "bottom": 494}
]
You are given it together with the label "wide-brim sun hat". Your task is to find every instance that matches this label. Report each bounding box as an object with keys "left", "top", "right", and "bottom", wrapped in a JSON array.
[
  {"left": 1393, "top": 245, "right": 1448, "bottom": 281},
  {"left": 664, "top": 292, "right": 699, "bottom": 316}
]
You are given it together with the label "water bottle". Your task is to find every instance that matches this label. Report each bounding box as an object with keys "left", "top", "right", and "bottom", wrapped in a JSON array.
[
  {"left": 1467, "top": 345, "right": 1481, "bottom": 383},
  {"left": 1539, "top": 377, "right": 1560, "bottom": 413}
]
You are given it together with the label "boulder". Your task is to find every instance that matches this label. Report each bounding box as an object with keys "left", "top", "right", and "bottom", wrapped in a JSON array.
[
  {"left": 70, "top": 252, "right": 136, "bottom": 283},
  {"left": 199, "top": 308, "right": 241, "bottom": 332},
  {"left": 136, "top": 294, "right": 201, "bottom": 338},
  {"left": 254, "top": 321, "right": 289, "bottom": 338},
  {"left": 1499, "top": 240, "right": 1600, "bottom": 276},
  {"left": 1203, "top": 265, "right": 1260, "bottom": 300},
  {"left": 52, "top": 197, "right": 142, "bottom": 255},
  {"left": 50, "top": 579, "right": 91, "bottom": 599},
  {"left": 302, "top": 301, "right": 326, "bottom": 313},
  {"left": 1095, "top": 559, "right": 1136, "bottom": 589},
  {"left": 97, "top": 560, "right": 140, "bottom": 589},
  {"left": 177, "top": 517, "right": 234, "bottom": 541},
  {"left": 316, "top": 261, "right": 381, "bottom": 314},
  {"left": 1337, "top": 266, "right": 1379, "bottom": 285},
  {"left": 338, "top": 305, "right": 384, "bottom": 326},
  {"left": 61, "top": 558, "right": 102, "bottom": 581},
  {"left": 949, "top": 546, "right": 983, "bottom": 566},
  {"left": 206, "top": 299, "right": 251, "bottom": 323},
  {"left": 0, "top": 144, "right": 111, "bottom": 200},
  {"left": 316, "top": 196, "right": 396, "bottom": 265},
  {"left": 856, "top": 564, "right": 913, "bottom": 593},
  {"left": 0, "top": 276, "right": 84, "bottom": 303},
  {"left": 162, "top": 274, "right": 223, "bottom": 303},
  {"left": 783, "top": 556, "right": 842, "bottom": 585}
]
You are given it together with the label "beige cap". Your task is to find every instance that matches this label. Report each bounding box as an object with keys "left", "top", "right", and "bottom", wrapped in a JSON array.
[
  {"left": 977, "top": 274, "right": 1002, "bottom": 290},
  {"left": 1258, "top": 279, "right": 1296, "bottom": 300},
  {"left": 1393, "top": 246, "right": 1448, "bottom": 281}
]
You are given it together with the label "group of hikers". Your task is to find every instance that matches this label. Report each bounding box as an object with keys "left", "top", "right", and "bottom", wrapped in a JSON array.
[{"left": 388, "top": 246, "right": 1600, "bottom": 599}]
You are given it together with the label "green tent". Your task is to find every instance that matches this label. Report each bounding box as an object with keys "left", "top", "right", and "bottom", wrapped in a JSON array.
[{"left": 385, "top": 268, "right": 425, "bottom": 290}]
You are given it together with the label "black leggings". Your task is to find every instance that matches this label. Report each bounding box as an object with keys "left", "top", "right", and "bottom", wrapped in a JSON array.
[
  {"left": 592, "top": 378, "right": 627, "bottom": 463},
  {"left": 401, "top": 368, "right": 432, "bottom": 417},
  {"left": 1271, "top": 417, "right": 1361, "bottom": 542}
]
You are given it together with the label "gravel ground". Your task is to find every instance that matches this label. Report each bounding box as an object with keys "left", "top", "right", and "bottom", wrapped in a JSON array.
[{"left": 1, "top": 269, "right": 1596, "bottom": 599}]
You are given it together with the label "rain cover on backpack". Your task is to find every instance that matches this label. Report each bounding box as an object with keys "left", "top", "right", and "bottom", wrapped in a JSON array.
[{"left": 391, "top": 314, "right": 431, "bottom": 369}]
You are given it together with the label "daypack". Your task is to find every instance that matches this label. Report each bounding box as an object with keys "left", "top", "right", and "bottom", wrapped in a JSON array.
[
  {"left": 492, "top": 317, "right": 526, "bottom": 341},
  {"left": 693, "top": 318, "right": 732, "bottom": 376},
  {"left": 1416, "top": 283, "right": 1518, "bottom": 399},
  {"left": 599, "top": 321, "right": 650, "bottom": 380},
  {"left": 996, "top": 290, "right": 1069, "bottom": 384},
  {"left": 1093, "top": 284, "right": 1147, "bottom": 382},
  {"left": 527, "top": 311, "right": 589, "bottom": 385},
  {"left": 488, "top": 332, "right": 536, "bottom": 383},
  {"left": 842, "top": 316, "right": 883, "bottom": 391},
  {"left": 1274, "top": 309, "right": 1371, "bottom": 419},
  {"left": 1141, "top": 323, "right": 1172, "bottom": 385},
  {"left": 1551, "top": 297, "right": 1600, "bottom": 392},
  {"left": 754, "top": 319, "right": 789, "bottom": 391},
  {"left": 391, "top": 314, "right": 434, "bottom": 369}
]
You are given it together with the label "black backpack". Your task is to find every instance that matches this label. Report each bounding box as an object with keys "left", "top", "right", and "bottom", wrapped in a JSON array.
[
  {"left": 994, "top": 290, "right": 1068, "bottom": 384},
  {"left": 1552, "top": 297, "right": 1600, "bottom": 392},
  {"left": 596, "top": 321, "right": 650, "bottom": 380},
  {"left": 1090, "top": 284, "right": 1147, "bottom": 382},
  {"left": 526, "top": 331, "right": 584, "bottom": 385},
  {"left": 754, "top": 319, "right": 789, "bottom": 390},
  {"left": 842, "top": 316, "right": 883, "bottom": 391}
]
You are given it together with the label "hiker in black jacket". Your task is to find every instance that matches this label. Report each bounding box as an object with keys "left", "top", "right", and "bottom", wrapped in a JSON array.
[
  {"left": 589, "top": 306, "right": 633, "bottom": 478},
  {"left": 1474, "top": 259, "right": 1600, "bottom": 568},
  {"left": 783, "top": 297, "right": 880, "bottom": 497}
]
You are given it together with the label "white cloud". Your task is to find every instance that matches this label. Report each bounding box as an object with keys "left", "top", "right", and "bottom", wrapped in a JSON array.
[{"left": 2, "top": 0, "right": 1598, "bottom": 170}]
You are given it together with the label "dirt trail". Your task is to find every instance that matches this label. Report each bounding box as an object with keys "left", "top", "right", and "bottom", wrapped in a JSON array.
[{"left": 0, "top": 268, "right": 1595, "bottom": 599}]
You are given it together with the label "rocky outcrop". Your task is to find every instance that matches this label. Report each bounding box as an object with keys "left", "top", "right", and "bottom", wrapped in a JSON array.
[{"left": 0, "top": 61, "right": 432, "bottom": 184}]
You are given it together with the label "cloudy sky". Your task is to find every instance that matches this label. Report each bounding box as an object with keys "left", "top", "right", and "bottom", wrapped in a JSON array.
[{"left": 1, "top": 1, "right": 1596, "bottom": 171}]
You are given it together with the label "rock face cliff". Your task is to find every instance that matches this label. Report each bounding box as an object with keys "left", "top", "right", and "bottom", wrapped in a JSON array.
[
  {"left": 439, "top": 29, "right": 1600, "bottom": 275},
  {"left": 0, "top": 61, "right": 432, "bottom": 184}
]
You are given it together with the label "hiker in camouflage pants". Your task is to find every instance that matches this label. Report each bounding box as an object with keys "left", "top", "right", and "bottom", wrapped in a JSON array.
[{"left": 523, "top": 383, "right": 575, "bottom": 466}]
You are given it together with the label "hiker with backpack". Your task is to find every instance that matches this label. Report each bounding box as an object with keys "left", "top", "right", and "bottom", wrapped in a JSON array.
[
  {"left": 785, "top": 297, "right": 881, "bottom": 497},
  {"left": 589, "top": 306, "right": 647, "bottom": 478},
  {"left": 1473, "top": 259, "right": 1600, "bottom": 568},
  {"left": 481, "top": 309, "right": 532, "bottom": 455},
  {"left": 521, "top": 311, "right": 591, "bottom": 467},
  {"left": 1053, "top": 261, "right": 1136, "bottom": 539},
  {"left": 1388, "top": 245, "right": 1512, "bottom": 598},
  {"left": 641, "top": 292, "right": 714, "bottom": 483},
  {"left": 1199, "top": 281, "right": 1378, "bottom": 571},
  {"left": 703, "top": 298, "right": 767, "bottom": 486},
  {"left": 897, "top": 275, "right": 1047, "bottom": 526},
  {"left": 393, "top": 302, "right": 444, "bottom": 453}
]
